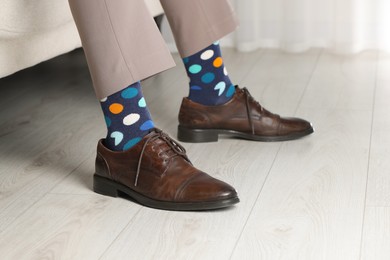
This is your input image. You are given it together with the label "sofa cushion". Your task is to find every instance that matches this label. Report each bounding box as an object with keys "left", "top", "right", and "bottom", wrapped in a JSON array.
[{"left": 0, "top": 0, "right": 164, "bottom": 79}]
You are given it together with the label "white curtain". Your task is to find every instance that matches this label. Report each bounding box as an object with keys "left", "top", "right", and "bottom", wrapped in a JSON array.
[
  {"left": 232, "top": 0, "right": 390, "bottom": 53},
  {"left": 162, "top": 0, "right": 390, "bottom": 54}
]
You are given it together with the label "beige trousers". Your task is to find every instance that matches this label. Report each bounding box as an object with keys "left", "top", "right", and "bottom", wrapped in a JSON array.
[{"left": 68, "top": 0, "right": 238, "bottom": 99}]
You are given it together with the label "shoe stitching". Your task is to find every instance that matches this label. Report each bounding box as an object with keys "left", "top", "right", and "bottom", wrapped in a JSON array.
[{"left": 174, "top": 173, "right": 201, "bottom": 201}]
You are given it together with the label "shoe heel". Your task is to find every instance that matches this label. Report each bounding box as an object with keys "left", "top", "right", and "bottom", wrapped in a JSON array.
[
  {"left": 177, "top": 125, "right": 218, "bottom": 143},
  {"left": 93, "top": 175, "right": 120, "bottom": 197}
]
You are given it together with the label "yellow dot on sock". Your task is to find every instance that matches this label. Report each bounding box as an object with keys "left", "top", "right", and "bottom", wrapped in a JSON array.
[
  {"left": 109, "top": 103, "right": 124, "bottom": 114},
  {"left": 213, "top": 57, "right": 223, "bottom": 68}
]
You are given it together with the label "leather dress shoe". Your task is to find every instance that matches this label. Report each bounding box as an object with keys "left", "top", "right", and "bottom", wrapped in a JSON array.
[
  {"left": 178, "top": 86, "right": 314, "bottom": 143},
  {"left": 93, "top": 128, "right": 239, "bottom": 211}
]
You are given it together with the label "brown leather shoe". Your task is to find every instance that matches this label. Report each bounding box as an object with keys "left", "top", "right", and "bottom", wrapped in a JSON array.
[
  {"left": 93, "top": 128, "right": 239, "bottom": 211},
  {"left": 178, "top": 86, "right": 314, "bottom": 143}
]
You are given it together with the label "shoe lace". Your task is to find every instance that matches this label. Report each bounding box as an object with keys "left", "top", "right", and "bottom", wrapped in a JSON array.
[
  {"left": 242, "top": 87, "right": 262, "bottom": 135},
  {"left": 134, "top": 128, "right": 190, "bottom": 186}
]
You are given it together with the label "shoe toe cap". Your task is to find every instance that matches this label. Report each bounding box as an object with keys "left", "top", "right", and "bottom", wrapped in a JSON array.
[
  {"left": 281, "top": 117, "right": 314, "bottom": 134},
  {"left": 175, "top": 174, "right": 238, "bottom": 203}
]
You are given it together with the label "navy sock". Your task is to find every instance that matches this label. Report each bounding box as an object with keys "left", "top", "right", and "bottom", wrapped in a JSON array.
[
  {"left": 100, "top": 81, "right": 154, "bottom": 151},
  {"left": 182, "top": 41, "right": 235, "bottom": 106}
]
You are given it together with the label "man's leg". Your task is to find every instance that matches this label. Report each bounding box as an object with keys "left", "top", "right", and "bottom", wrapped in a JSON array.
[
  {"left": 160, "top": 0, "right": 314, "bottom": 143},
  {"left": 68, "top": 0, "right": 239, "bottom": 210}
]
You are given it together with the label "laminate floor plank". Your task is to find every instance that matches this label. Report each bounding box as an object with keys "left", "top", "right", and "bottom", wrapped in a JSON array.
[
  {"left": 365, "top": 51, "right": 390, "bottom": 207},
  {"left": 242, "top": 49, "right": 322, "bottom": 115},
  {"left": 0, "top": 194, "right": 140, "bottom": 260},
  {"left": 299, "top": 51, "right": 377, "bottom": 110},
  {"left": 360, "top": 207, "right": 390, "bottom": 260},
  {"left": 360, "top": 52, "right": 390, "bottom": 259}
]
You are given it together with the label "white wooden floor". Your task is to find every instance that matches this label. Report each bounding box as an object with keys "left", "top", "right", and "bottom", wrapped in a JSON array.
[{"left": 1, "top": 48, "right": 390, "bottom": 260}]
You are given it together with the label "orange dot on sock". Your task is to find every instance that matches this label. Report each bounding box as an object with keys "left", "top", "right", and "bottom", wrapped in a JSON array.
[
  {"left": 213, "top": 57, "right": 223, "bottom": 68},
  {"left": 109, "top": 103, "right": 124, "bottom": 114}
]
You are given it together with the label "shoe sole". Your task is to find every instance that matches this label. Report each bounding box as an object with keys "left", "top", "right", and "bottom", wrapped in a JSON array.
[
  {"left": 93, "top": 175, "right": 240, "bottom": 211},
  {"left": 177, "top": 125, "right": 314, "bottom": 143}
]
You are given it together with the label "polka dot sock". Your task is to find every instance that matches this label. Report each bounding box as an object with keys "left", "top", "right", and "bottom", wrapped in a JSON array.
[
  {"left": 100, "top": 81, "right": 154, "bottom": 151},
  {"left": 183, "top": 41, "right": 235, "bottom": 106}
]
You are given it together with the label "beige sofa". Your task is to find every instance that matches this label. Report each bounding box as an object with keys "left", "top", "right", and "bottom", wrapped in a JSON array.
[{"left": 0, "top": 0, "right": 164, "bottom": 79}]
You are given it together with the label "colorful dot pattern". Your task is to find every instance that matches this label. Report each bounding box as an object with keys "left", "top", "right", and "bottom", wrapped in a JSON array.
[
  {"left": 183, "top": 42, "right": 235, "bottom": 105},
  {"left": 100, "top": 81, "right": 154, "bottom": 151}
]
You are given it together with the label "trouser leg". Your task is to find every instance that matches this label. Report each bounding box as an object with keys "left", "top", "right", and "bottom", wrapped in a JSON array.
[
  {"left": 160, "top": 0, "right": 239, "bottom": 57},
  {"left": 68, "top": 0, "right": 175, "bottom": 99}
]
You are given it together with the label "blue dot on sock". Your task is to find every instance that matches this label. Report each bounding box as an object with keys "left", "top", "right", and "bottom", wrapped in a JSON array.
[
  {"left": 138, "top": 97, "right": 146, "bottom": 107},
  {"left": 183, "top": 57, "right": 189, "bottom": 64},
  {"left": 226, "top": 84, "right": 235, "bottom": 97},
  {"left": 123, "top": 137, "right": 142, "bottom": 151},
  {"left": 201, "top": 72, "right": 215, "bottom": 84},
  {"left": 140, "top": 120, "right": 154, "bottom": 131},
  {"left": 110, "top": 131, "right": 124, "bottom": 146},
  {"left": 121, "top": 87, "right": 138, "bottom": 99},
  {"left": 214, "top": 81, "right": 226, "bottom": 96},
  {"left": 190, "top": 86, "right": 202, "bottom": 90},
  {"left": 104, "top": 116, "right": 112, "bottom": 127},
  {"left": 189, "top": 64, "right": 202, "bottom": 74}
]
